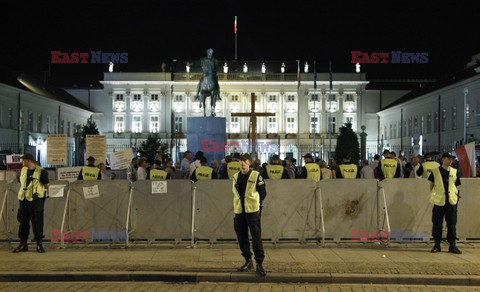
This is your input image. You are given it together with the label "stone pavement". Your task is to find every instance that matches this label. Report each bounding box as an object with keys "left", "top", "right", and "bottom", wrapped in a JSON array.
[
  {"left": 0, "top": 282, "right": 479, "bottom": 291},
  {"left": 0, "top": 242, "right": 479, "bottom": 285}
]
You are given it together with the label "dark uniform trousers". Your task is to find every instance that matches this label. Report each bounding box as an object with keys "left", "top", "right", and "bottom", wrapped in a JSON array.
[
  {"left": 234, "top": 211, "right": 265, "bottom": 263},
  {"left": 432, "top": 203, "right": 457, "bottom": 244},
  {"left": 17, "top": 197, "right": 44, "bottom": 243}
]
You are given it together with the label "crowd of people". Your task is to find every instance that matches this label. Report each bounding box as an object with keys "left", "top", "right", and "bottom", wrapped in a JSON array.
[{"left": 124, "top": 149, "right": 457, "bottom": 183}]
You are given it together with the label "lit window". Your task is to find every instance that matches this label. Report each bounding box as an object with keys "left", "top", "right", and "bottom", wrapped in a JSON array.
[
  {"left": 267, "top": 117, "right": 277, "bottom": 133},
  {"left": 230, "top": 117, "right": 239, "bottom": 133},
  {"left": 132, "top": 115, "right": 142, "bottom": 133},
  {"left": 175, "top": 116, "right": 183, "bottom": 133},
  {"left": 310, "top": 116, "right": 319, "bottom": 133},
  {"left": 286, "top": 117, "right": 295, "bottom": 133},
  {"left": 115, "top": 116, "right": 124, "bottom": 133},
  {"left": 150, "top": 115, "right": 159, "bottom": 133},
  {"left": 328, "top": 116, "right": 336, "bottom": 134}
]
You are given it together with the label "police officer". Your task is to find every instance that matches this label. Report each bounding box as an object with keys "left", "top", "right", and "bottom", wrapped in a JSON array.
[
  {"left": 232, "top": 154, "right": 267, "bottom": 277},
  {"left": 222, "top": 153, "right": 242, "bottom": 179},
  {"left": 377, "top": 150, "right": 401, "bottom": 180},
  {"left": 429, "top": 153, "right": 462, "bottom": 254},
  {"left": 149, "top": 164, "right": 170, "bottom": 180},
  {"left": 417, "top": 153, "right": 440, "bottom": 178},
  {"left": 337, "top": 156, "right": 360, "bottom": 179},
  {"left": 191, "top": 157, "right": 217, "bottom": 182},
  {"left": 14, "top": 153, "right": 49, "bottom": 253},
  {"left": 298, "top": 153, "right": 322, "bottom": 182},
  {"left": 77, "top": 156, "right": 101, "bottom": 180},
  {"left": 263, "top": 155, "right": 289, "bottom": 179}
]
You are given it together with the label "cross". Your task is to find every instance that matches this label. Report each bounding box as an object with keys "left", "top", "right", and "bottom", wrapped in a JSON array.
[{"left": 231, "top": 93, "right": 275, "bottom": 152}]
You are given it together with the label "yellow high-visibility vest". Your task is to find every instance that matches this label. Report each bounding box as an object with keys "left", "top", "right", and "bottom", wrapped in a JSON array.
[
  {"left": 18, "top": 166, "right": 45, "bottom": 201},
  {"left": 381, "top": 158, "right": 398, "bottom": 179},
  {"left": 82, "top": 166, "right": 100, "bottom": 180},
  {"left": 422, "top": 161, "right": 440, "bottom": 178},
  {"left": 339, "top": 163, "right": 358, "bottom": 179},
  {"left": 196, "top": 166, "right": 213, "bottom": 180},
  {"left": 305, "top": 163, "right": 321, "bottom": 182},
  {"left": 232, "top": 171, "right": 260, "bottom": 214},
  {"left": 227, "top": 161, "right": 241, "bottom": 179},
  {"left": 266, "top": 164, "right": 284, "bottom": 179},
  {"left": 150, "top": 169, "right": 168, "bottom": 180},
  {"left": 430, "top": 167, "right": 458, "bottom": 206}
]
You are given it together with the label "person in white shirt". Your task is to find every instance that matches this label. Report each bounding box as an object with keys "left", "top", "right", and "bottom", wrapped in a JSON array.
[
  {"left": 137, "top": 157, "right": 148, "bottom": 180},
  {"left": 189, "top": 151, "right": 204, "bottom": 178},
  {"left": 360, "top": 160, "right": 375, "bottom": 179},
  {"left": 181, "top": 151, "right": 192, "bottom": 178}
]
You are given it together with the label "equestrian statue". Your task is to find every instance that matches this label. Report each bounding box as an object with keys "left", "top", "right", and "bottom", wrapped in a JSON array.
[{"left": 195, "top": 48, "right": 221, "bottom": 117}]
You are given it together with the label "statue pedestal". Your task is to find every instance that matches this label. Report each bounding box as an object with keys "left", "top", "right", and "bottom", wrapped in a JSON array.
[{"left": 187, "top": 117, "right": 227, "bottom": 165}]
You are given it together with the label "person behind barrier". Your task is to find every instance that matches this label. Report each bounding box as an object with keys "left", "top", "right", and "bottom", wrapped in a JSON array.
[
  {"left": 360, "top": 160, "right": 375, "bottom": 179},
  {"left": 14, "top": 153, "right": 49, "bottom": 253},
  {"left": 170, "top": 162, "right": 184, "bottom": 179},
  {"left": 429, "top": 153, "right": 462, "bottom": 254},
  {"left": 263, "top": 155, "right": 289, "bottom": 179},
  {"left": 404, "top": 155, "right": 422, "bottom": 178},
  {"left": 232, "top": 153, "right": 267, "bottom": 277},
  {"left": 189, "top": 151, "right": 204, "bottom": 178},
  {"left": 211, "top": 159, "right": 221, "bottom": 179},
  {"left": 337, "top": 156, "right": 360, "bottom": 179},
  {"left": 222, "top": 153, "right": 242, "bottom": 180},
  {"left": 319, "top": 160, "right": 332, "bottom": 180},
  {"left": 191, "top": 157, "right": 216, "bottom": 182},
  {"left": 377, "top": 150, "right": 401, "bottom": 180},
  {"left": 127, "top": 157, "right": 138, "bottom": 183},
  {"left": 285, "top": 158, "right": 297, "bottom": 179},
  {"left": 98, "top": 162, "right": 108, "bottom": 180},
  {"left": 136, "top": 157, "right": 148, "bottom": 180},
  {"left": 299, "top": 153, "right": 322, "bottom": 182},
  {"left": 417, "top": 153, "right": 440, "bottom": 178},
  {"left": 78, "top": 156, "right": 101, "bottom": 180},
  {"left": 370, "top": 154, "right": 381, "bottom": 178},
  {"left": 149, "top": 163, "right": 170, "bottom": 180},
  {"left": 180, "top": 151, "right": 192, "bottom": 179}
]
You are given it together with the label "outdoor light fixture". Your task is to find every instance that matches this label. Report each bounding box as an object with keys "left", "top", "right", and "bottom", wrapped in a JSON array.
[
  {"left": 243, "top": 63, "right": 248, "bottom": 73},
  {"left": 304, "top": 62, "right": 309, "bottom": 73},
  {"left": 356, "top": 63, "right": 361, "bottom": 73},
  {"left": 281, "top": 63, "right": 285, "bottom": 73},
  {"left": 108, "top": 62, "right": 113, "bottom": 72},
  {"left": 186, "top": 62, "right": 190, "bottom": 73},
  {"left": 261, "top": 63, "right": 266, "bottom": 73},
  {"left": 223, "top": 62, "right": 228, "bottom": 73}
]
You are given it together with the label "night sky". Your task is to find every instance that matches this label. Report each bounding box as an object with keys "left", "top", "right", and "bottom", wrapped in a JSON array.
[{"left": 1, "top": 1, "right": 478, "bottom": 86}]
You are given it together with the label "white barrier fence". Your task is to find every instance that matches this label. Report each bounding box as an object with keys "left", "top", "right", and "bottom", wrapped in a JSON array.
[{"left": 0, "top": 178, "right": 479, "bottom": 246}]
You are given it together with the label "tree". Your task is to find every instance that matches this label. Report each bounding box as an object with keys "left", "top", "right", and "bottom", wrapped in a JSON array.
[
  {"left": 335, "top": 122, "right": 360, "bottom": 165},
  {"left": 80, "top": 117, "right": 99, "bottom": 145},
  {"left": 138, "top": 133, "right": 169, "bottom": 165}
]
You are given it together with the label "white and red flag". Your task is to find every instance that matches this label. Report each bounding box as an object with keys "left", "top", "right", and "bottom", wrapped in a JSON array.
[{"left": 454, "top": 142, "right": 476, "bottom": 177}]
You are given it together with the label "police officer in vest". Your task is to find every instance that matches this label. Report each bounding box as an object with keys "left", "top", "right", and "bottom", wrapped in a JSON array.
[
  {"left": 299, "top": 153, "right": 322, "bottom": 182},
  {"left": 233, "top": 154, "right": 267, "bottom": 276},
  {"left": 377, "top": 150, "right": 401, "bottom": 180},
  {"left": 428, "top": 153, "right": 462, "bottom": 254},
  {"left": 222, "top": 154, "right": 241, "bottom": 179},
  {"left": 77, "top": 156, "right": 101, "bottom": 180},
  {"left": 149, "top": 164, "right": 170, "bottom": 180},
  {"left": 263, "top": 154, "right": 289, "bottom": 179},
  {"left": 337, "top": 156, "right": 360, "bottom": 179},
  {"left": 191, "top": 157, "right": 217, "bottom": 182},
  {"left": 14, "top": 153, "right": 49, "bottom": 253},
  {"left": 416, "top": 153, "right": 440, "bottom": 178}
]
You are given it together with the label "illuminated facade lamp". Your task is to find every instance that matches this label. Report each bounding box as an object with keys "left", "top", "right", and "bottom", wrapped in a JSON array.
[
  {"left": 243, "top": 63, "right": 248, "bottom": 73},
  {"left": 108, "top": 62, "right": 114, "bottom": 72},
  {"left": 223, "top": 62, "right": 228, "bottom": 73},
  {"left": 281, "top": 63, "right": 285, "bottom": 73},
  {"left": 356, "top": 63, "right": 360, "bottom": 73},
  {"left": 186, "top": 62, "right": 190, "bottom": 73},
  {"left": 261, "top": 63, "right": 266, "bottom": 74},
  {"left": 304, "top": 62, "right": 309, "bottom": 73}
]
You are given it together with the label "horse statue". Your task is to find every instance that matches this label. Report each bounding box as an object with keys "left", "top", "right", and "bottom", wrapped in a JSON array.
[{"left": 195, "top": 48, "right": 221, "bottom": 117}]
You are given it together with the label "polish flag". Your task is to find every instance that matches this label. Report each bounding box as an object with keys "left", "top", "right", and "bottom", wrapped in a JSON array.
[
  {"left": 234, "top": 16, "right": 237, "bottom": 34},
  {"left": 454, "top": 142, "right": 476, "bottom": 177}
]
